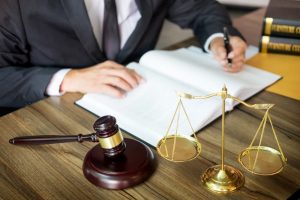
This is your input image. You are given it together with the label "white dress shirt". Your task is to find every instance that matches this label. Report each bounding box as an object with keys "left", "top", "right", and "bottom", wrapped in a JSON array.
[
  {"left": 84, "top": 0, "right": 141, "bottom": 49},
  {"left": 46, "top": 0, "right": 141, "bottom": 95},
  {"left": 46, "top": 0, "right": 222, "bottom": 96}
]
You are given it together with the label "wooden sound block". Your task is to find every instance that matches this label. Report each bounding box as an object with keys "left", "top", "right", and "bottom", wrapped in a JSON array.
[{"left": 83, "top": 138, "right": 157, "bottom": 189}]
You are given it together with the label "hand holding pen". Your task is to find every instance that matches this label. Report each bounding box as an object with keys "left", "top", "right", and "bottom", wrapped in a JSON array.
[{"left": 209, "top": 27, "right": 247, "bottom": 72}]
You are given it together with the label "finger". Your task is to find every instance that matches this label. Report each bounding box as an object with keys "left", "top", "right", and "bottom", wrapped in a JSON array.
[
  {"left": 100, "top": 60, "right": 145, "bottom": 83},
  {"left": 231, "top": 53, "right": 245, "bottom": 64},
  {"left": 106, "top": 68, "right": 141, "bottom": 88},
  {"left": 212, "top": 46, "right": 227, "bottom": 62},
  {"left": 230, "top": 38, "right": 247, "bottom": 56},
  {"left": 102, "top": 75, "right": 134, "bottom": 92},
  {"left": 230, "top": 41, "right": 246, "bottom": 54},
  {"left": 225, "top": 62, "right": 243, "bottom": 72},
  {"left": 231, "top": 48, "right": 246, "bottom": 61},
  {"left": 224, "top": 61, "right": 244, "bottom": 72},
  {"left": 96, "top": 61, "right": 144, "bottom": 87},
  {"left": 97, "top": 60, "right": 124, "bottom": 69},
  {"left": 217, "top": 49, "right": 244, "bottom": 72},
  {"left": 217, "top": 50, "right": 231, "bottom": 68},
  {"left": 94, "top": 65, "right": 139, "bottom": 88},
  {"left": 98, "top": 84, "right": 125, "bottom": 98},
  {"left": 228, "top": 47, "right": 246, "bottom": 67},
  {"left": 220, "top": 59, "right": 228, "bottom": 68},
  {"left": 231, "top": 62, "right": 244, "bottom": 72},
  {"left": 96, "top": 60, "right": 141, "bottom": 87},
  {"left": 130, "top": 69, "right": 145, "bottom": 83}
]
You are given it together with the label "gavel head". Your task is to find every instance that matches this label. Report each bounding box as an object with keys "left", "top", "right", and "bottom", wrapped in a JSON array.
[{"left": 93, "top": 115, "right": 126, "bottom": 157}]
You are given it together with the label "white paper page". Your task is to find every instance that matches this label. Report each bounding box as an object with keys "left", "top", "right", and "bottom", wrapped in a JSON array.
[
  {"left": 139, "top": 47, "right": 280, "bottom": 108},
  {"left": 76, "top": 63, "right": 221, "bottom": 147},
  {"left": 76, "top": 46, "right": 280, "bottom": 147}
]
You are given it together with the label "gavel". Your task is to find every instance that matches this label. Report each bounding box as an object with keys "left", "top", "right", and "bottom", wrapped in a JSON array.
[
  {"left": 9, "top": 115, "right": 125, "bottom": 157},
  {"left": 9, "top": 115, "right": 156, "bottom": 189}
]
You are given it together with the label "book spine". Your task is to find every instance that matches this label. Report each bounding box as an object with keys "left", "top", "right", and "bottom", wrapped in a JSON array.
[
  {"left": 259, "top": 36, "right": 300, "bottom": 56},
  {"left": 263, "top": 17, "right": 300, "bottom": 38}
]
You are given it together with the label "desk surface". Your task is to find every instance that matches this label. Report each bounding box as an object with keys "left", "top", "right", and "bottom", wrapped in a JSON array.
[{"left": 1, "top": 9, "right": 299, "bottom": 200}]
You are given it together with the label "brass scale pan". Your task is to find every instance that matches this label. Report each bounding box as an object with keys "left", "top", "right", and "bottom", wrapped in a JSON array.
[
  {"left": 157, "top": 91, "right": 286, "bottom": 175},
  {"left": 238, "top": 146, "right": 286, "bottom": 175},
  {"left": 157, "top": 135, "right": 201, "bottom": 162}
]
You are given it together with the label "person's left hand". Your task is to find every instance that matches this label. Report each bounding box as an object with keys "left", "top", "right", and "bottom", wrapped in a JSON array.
[{"left": 210, "top": 36, "right": 247, "bottom": 72}]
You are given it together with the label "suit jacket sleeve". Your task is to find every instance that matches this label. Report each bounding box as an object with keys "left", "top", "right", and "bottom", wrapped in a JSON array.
[
  {"left": 166, "top": 0, "right": 244, "bottom": 50},
  {"left": 0, "top": 0, "right": 60, "bottom": 108}
]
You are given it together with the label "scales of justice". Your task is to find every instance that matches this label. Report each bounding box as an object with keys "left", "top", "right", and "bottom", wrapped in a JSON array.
[
  {"left": 156, "top": 85, "right": 287, "bottom": 193},
  {"left": 8, "top": 85, "right": 287, "bottom": 193}
]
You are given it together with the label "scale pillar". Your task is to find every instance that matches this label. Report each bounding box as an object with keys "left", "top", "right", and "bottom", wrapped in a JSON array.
[
  {"left": 201, "top": 86, "right": 245, "bottom": 193},
  {"left": 201, "top": 165, "right": 244, "bottom": 193}
]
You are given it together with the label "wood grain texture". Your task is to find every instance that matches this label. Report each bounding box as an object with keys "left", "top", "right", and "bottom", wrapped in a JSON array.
[
  {"left": 1, "top": 9, "right": 300, "bottom": 200},
  {"left": 1, "top": 92, "right": 299, "bottom": 200}
]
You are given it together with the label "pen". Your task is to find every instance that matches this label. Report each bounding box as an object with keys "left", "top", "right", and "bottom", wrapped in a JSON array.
[{"left": 223, "top": 27, "right": 232, "bottom": 68}]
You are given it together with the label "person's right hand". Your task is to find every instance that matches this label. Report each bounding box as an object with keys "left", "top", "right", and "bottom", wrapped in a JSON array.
[
  {"left": 210, "top": 36, "right": 247, "bottom": 73},
  {"left": 60, "top": 60, "right": 144, "bottom": 98}
]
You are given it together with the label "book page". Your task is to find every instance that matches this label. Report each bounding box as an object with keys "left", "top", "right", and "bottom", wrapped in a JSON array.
[
  {"left": 76, "top": 62, "right": 221, "bottom": 147},
  {"left": 76, "top": 46, "right": 280, "bottom": 147},
  {"left": 138, "top": 47, "right": 281, "bottom": 109}
]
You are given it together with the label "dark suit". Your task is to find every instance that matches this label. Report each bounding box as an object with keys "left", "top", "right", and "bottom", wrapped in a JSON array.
[{"left": 0, "top": 0, "right": 243, "bottom": 108}]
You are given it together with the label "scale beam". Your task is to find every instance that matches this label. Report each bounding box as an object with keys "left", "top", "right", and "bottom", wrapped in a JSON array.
[{"left": 157, "top": 85, "right": 286, "bottom": 194}]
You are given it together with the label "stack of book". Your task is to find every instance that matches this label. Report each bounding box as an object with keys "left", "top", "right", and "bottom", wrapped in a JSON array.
[{"left": 259, "top": 0, "right": 300, "bottom": 56}]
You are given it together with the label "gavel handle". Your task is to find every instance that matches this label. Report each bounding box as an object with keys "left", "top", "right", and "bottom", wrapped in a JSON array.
[{"left": 9, "top": 133, "right": 99, "bottom": 145}]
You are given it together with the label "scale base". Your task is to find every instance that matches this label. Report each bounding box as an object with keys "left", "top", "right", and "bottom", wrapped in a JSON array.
[
  {"left": 201, "top": 165, "right": 244, "bottom": 193},
  {"left": 83, "top": 138, "right": 156, "bottom": 190}
]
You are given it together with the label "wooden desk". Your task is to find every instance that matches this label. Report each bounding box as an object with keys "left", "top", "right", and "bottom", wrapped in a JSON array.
[{"left": 1, "top": 9, "right": 299, "bottom": 200}]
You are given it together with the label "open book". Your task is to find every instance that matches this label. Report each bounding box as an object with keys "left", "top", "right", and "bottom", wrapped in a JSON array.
[{"left": 76, "top": 46, "right": 280, "bottom": 147}]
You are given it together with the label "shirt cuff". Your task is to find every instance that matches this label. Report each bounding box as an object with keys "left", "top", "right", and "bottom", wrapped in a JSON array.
[
  {"left": 46, "top": 69, "right": 71, "bottom": 96},
  {"left": 204, "top": 33, "right": 224, "bottom": 53}
]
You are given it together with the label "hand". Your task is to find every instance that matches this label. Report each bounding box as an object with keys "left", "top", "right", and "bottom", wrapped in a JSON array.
[
  {"left": 60, "top": 60, "right": 144, "bottom": 98},
  {"left": 210, "top": 36, "right": 247, "bottom": 72}
]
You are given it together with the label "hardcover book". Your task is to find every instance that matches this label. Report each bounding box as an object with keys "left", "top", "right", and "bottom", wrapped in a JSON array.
[
  {"left": 76, "top": 47, "right": 280, "bottom": 147},
  {"left": 262, "top": 0, "right": 300, "bottom": 38},
  {"left": 259, "top": 35, "right": 300, "bottom": 55}
]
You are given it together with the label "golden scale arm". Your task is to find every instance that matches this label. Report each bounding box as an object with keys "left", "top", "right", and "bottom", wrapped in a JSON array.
[{"left": 157, "top": 85, "right": 287, "bottom": 193}]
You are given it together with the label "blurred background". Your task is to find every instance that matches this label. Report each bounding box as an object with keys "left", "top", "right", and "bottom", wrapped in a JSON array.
[{"left": 155, "top": 0, "right": 270, "bottom": 49}]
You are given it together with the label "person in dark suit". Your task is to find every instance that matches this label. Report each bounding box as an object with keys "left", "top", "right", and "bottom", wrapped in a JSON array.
[{"left": 0, "top": 0, "right": 247, "bottom": 113}]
